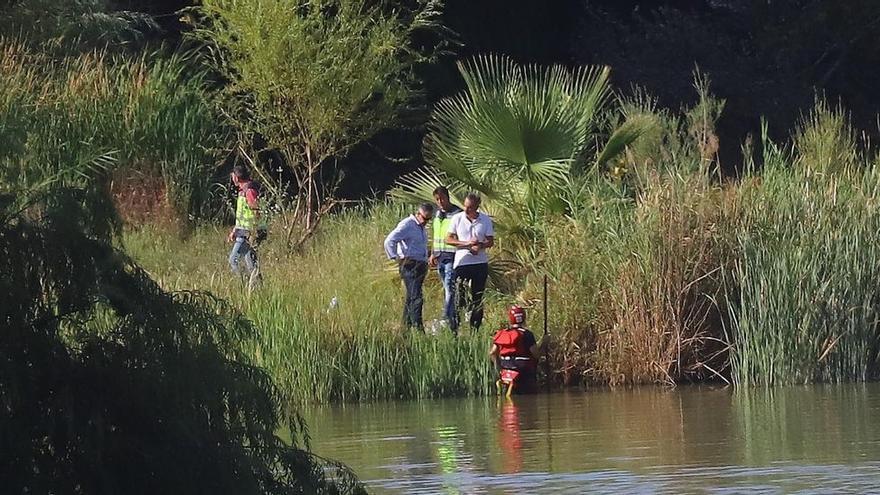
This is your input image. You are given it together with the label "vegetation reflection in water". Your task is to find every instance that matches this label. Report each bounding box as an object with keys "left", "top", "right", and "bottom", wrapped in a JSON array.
[{"left": 304, "top": 385, "right": 880, "bottom": 494}]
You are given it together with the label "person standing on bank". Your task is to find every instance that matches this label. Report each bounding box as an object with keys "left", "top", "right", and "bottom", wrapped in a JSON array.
[
  {"left": 429, "top": 186, "right": 462, "bottom": 331},
  {"left": 384, "top": 203, "right": 435, "bottom": 331},
  {"left": 228, "top": 165, "right": 266, "bottom": 289},
  {"left": 446, "top": 193, "right": 494, "bottom": 330}
]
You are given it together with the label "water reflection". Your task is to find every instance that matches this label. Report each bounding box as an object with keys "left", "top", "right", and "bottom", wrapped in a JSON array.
[
  {"left": 496, "top": 399, "right": 522, "bottom": 474},
  {"left": 304, "top": 384, "right": 880, "bottom": 494}
]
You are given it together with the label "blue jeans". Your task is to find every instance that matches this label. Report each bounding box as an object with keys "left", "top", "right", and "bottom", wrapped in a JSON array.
[
  {"left": 437, "top": 257, "right": 458, "bottom": 330},
  {"left": 400, "top": 259, "right": 428, "bottom": 330},
  {"left": 229, "top": 230, "right": 257, "bottom": 276}
]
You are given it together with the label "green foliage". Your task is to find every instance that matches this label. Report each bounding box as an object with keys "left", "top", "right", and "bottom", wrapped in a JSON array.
[
  {"left": 0, "top": 0, "right": 161, "bottom": 53},
  {"left": 193, "top": 0, "right": 445, "bottom": 233},
  {"left": 793, "top": 98, "right": 860, "bottom": 175},
  {"left": 0, "top": 40, "right": 223, "bottom": 219},
  {"left": 126, "top": 202, "right": 494, "bottom": 404},
  {"left": 112, "top": 71, "right": 880, "bottom": 393},
  {"left": 0, "top": 187, "right": 364, "bottom": 494},
  {"left": 729, "top": 117, "right": 880, "bottom": 386},
  {"left": 393, "top": 55, "right": 652, "bottom": 248},
  {"left": 685, "top": 70, "right": 725, "bottom": 174}
]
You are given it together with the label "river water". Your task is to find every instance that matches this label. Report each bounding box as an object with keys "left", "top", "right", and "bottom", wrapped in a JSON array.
[{"left": 304, "top": 385, "right": 880, "bottom": 494}]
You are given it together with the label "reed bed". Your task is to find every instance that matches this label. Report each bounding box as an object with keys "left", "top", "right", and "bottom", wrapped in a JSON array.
[
  {"left": 125, "top": 100, "right": 880, "bottom": 400},
  {"left": 730, "top": 157, "right": 880, "bottom": 385},
  {"left": 0, "top": 39, "right": 221, "bottom": 218}
]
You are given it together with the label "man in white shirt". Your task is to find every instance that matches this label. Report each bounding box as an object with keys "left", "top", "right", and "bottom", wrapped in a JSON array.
[{"left": 445, "top": 192, "right": 494, "bottom": 330}]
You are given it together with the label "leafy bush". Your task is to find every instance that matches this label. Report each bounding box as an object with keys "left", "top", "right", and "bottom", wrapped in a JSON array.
[
  {"left": 192, "top": 0, "right": 445, "bottom": 243},
  {"left": 0, "top": 185, "right": 364, "bottom": 493}
]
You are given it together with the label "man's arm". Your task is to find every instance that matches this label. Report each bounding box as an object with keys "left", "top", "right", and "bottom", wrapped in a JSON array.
[
  {"left": 529, "top": 333, "right": 549, "bottom": 359},
  {"left": 482, "top": 217, "right": 495, "bottom": 249},
  {"left": 428, "top": 217, "right": 438, "bottom": 266},
  {"left": 245, "top": 188, "right": 261, "bottom": 226},
  {"left": 384, "top": 219, "right": 407, "bottom": 260},
  {"left": 445, "top": 215, "right": 476, "bottom": 248},
  {"left": 489, "top": 343, "right": 501, "bottom": 369},
  {"left": 529, "top": 343, "right": 541, "bottom": 360}
]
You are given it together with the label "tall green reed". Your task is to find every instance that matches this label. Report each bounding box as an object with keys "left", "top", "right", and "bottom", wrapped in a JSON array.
[
  {"left": 0, "top": 40, "right": 222, "bottom": 219},
  {"left": 730, "top": 103, "right": 880, "bottom": 385}
]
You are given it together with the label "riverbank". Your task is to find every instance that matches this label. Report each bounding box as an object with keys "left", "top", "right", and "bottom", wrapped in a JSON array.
[
  {"left": 126, "top": 126, "right": 880, "bottom": 402},
  {"left": 125, "top": 204, "right": 495, "bottom": 404}
]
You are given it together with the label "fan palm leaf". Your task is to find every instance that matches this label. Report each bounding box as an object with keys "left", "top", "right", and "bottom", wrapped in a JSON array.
[
  {"left": 399, "top": 53, "right": 612, "bottom": 202},
  {"left": 393, "top": 54, "right": 649, "bottom": 256},
  {"left": 593, "top": 113, "right": 657, "bottom": 171}
]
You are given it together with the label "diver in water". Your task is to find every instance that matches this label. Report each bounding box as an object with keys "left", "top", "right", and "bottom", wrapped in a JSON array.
[{"left": 489, "top": 305, "right": 547, "bottom": 394}]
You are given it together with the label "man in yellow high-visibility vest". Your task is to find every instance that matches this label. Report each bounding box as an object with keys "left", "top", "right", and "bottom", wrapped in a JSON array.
[
  {"left": 228, "top": 165, "right": 266, "bottom": 289},
  {"left": 429, "top": 186, "right": 462, "bottom": 332}
]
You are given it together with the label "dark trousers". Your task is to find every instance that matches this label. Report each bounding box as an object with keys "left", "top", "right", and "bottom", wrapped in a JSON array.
[
  {"left": 454, "top": 262, "right": 488, "bottom": 330},
  {"left": 400, "top": 259, "right": 428, "bottom": 330}
]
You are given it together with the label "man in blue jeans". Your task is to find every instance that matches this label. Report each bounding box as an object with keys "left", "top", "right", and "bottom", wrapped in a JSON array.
[
  {"left": 384, "top": 203, "right": 434, "bottom": 331},
  {"left": 429, "top": 186, "right": 462, "bottom": 332},
  {"left": 227, "top": 165, "right": 266, "bottom": 291}
]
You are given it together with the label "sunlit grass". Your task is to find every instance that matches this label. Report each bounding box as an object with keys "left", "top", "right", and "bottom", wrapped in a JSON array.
[
  {"left": 126, "top": 202, "right": 495, "bottom": 404},
  {"left": 0, "top": 39, "right": 221, "bottom": 217},
  {"left": 126, "top": 99, "right": 880, "bottom": 397}
]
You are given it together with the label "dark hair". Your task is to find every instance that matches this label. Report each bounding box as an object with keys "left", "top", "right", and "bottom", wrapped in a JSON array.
[
  {"left": 432, "top": 186, "right": 450, "bottom": 198},
  {"left": 232, "top": 165, "right": 250, "bottom": 181},
  {"left": 465, "top": 192, "right": 481, "bottom": 207},
  {"left": 418, "top": 202, "right": 435, "bottom": 216}
]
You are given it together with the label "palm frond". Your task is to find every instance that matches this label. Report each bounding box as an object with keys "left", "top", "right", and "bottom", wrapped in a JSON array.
[
  {"left": 390, "top": 167, "right": 454, "bottom": 205},
  {"left": 394, "top": 54, "right": 637, "bottom": 258},
  {"left": 594, "top": 113, "right": 657, "bottom": 170}
]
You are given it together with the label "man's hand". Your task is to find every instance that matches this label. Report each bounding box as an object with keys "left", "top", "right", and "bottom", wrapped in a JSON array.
[
  {"left": 429, "top": 254, "right": 438, "bottom": 268},
  {"left": 468, "top": 240, "right": 482, "bottom": 255},
  {"left": 227, "top": 230, "right": 235, "bottom": 243}
]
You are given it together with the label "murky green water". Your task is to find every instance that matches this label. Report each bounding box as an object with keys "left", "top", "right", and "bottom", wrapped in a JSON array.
[{"left": 304, "top": 385, "right": 880, "bottom": 494}]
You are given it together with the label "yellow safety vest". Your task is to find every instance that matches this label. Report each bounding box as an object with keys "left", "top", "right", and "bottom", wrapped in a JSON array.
[
  {"left": 432, "top": 208, "right": 459, "bottom": 255},
  {"left": 234, "top": 184, "right": 266, "bottom": 231}
]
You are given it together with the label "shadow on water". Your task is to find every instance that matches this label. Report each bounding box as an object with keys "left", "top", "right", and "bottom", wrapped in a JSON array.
[{"left": 303, "top": 384, "right": 880, "bottom": 494}]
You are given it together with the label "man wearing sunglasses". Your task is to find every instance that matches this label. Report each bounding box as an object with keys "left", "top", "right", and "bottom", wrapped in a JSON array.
[{"left": 384, "top": 203, "right": 435, "bottom": 331}]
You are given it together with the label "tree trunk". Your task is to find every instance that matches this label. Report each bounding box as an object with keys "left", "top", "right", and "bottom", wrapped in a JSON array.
[{"left": 304, "top": 144, "right": 314, "bottom": 232}]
